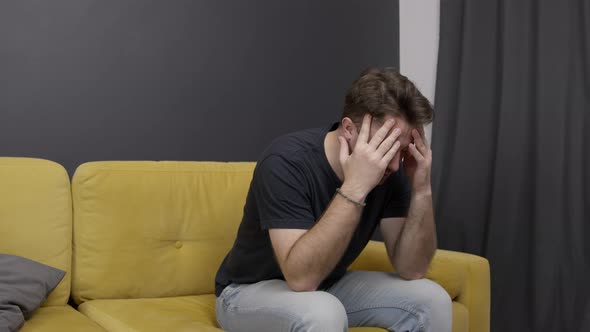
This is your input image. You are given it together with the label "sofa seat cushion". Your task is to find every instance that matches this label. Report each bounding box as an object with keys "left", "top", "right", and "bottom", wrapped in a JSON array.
[
  {"left": 77, "top": 294, "right": 468, "bottom": 332},
  {"left": 450, "top": 301, "right": 469, "bottom": 332},
  {"left": 20, "top": 305, "right": 105, "bottom": 332},
  {"left": 78, "top": 295, "right": 222, "bottom": 332}
]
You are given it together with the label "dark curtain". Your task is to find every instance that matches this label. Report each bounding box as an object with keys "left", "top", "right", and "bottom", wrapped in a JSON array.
[{"left": 432, "top": 0, "right": 590, "bottom": 331}]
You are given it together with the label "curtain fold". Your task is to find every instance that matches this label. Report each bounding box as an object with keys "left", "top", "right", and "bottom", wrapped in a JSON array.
[{"left": 433, "top": 0, "right": 590, "bottom": 330}]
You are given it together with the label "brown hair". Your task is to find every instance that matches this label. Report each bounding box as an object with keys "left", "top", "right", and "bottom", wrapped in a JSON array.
[{"left": 342, "top": 67, "right": 434, "bottom": 127}]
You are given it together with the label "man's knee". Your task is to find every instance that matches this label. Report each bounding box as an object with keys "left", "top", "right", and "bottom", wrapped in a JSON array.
[
  {"left": 420, "top": 279, "right": 452, "bottom": 310},
  {"left": 296, "top": 292, "right": 348, "bottom": 332},
  {"left": 413, "top": 279, "right": 452, "bottom": 330}
]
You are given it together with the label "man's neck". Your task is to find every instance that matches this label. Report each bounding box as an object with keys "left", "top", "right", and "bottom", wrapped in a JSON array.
[{"left": 324, "top": 129, "right": 345, "bottom": 182}]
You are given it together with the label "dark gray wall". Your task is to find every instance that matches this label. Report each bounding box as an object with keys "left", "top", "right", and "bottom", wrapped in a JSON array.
[{"left": 0, "top": 0, "right": 399, "bottom": 175}]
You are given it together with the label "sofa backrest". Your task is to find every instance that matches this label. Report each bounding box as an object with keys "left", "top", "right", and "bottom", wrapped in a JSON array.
[
  {"left": 0, "top": 157, "right": 73, "bottom": 306},
  {"left": 71, "top": 161, "right": 255, "bottom": 304}
]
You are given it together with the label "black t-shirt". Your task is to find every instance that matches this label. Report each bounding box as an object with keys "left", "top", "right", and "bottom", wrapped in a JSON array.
[{"left": 214, "top": 123, "right": 411, "bottom": 296}]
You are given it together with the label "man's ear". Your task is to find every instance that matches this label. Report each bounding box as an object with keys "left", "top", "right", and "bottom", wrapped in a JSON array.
[{"left": 341, "top": 117, "right": 357, "bottom": 140}]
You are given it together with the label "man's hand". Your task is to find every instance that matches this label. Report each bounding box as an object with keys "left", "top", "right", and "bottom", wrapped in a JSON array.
[
  {"left": 403, "top": 126, "right": 432, "bottom": 195},
  {"left": 338, "top": 114, "right": 402, "bottom": 199}
]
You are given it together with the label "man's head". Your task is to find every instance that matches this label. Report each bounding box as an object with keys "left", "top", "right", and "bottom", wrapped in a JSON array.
[
  {"left": 339, "top": 67, "right": 434, "bottom": 179},
  {"left": 342, "top": 67, "right": 433, "bottom": 127}
]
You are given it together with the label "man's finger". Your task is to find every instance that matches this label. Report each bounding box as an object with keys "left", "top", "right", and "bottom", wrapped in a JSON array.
[
  {"left": 417, "top": 126, "right": 430, "bottom": 149},
  {"left": 412, "top": 129, "right": 428, "bottom": 155},
  {"left": 376, "top": 127, "right": 402, "bottom": 157},
  {"left": 368, "top": 118, "right": 396, "bottom": 150},
  {"left": 408, "top": 142, "right": 425, "bottom": 162},
  {"left": 338, "top": 136, "right": 350, "bottom": 166},
  {"left": 382, "top": 141, "right": 401, "bottom": 164},
  {"left": 357, "top": 114, "right": 372, "bottom": 144}
]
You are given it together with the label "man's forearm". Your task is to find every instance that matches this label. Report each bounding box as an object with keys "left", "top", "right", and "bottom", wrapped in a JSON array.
[
  {"left": 282, "top": 187, "right": 365, "bottom": 291},
  {"left": 393, "top": 191, "right": 437, "bottom": 279}
]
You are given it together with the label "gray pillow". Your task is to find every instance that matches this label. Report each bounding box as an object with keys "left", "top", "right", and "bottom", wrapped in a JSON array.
[{"left": 0, "top": 254, "right": 65, "bottom": 332}]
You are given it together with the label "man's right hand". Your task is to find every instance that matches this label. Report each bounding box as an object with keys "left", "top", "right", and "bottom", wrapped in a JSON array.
[{"left": 338, "top": 114, "right": 402, "bottom": 201}]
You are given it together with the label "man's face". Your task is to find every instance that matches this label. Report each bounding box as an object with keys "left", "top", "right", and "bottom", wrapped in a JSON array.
[{"left": 347, "top": 114, "right": 414, "bottom": 184}]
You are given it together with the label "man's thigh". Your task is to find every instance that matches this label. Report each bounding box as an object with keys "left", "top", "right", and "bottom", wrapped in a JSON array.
[
  {"left": 216, "top": 279, "right": 347, "bottom": 332},
  {"left": 326, "top": 271, "right": 452, "bottom": 332}
]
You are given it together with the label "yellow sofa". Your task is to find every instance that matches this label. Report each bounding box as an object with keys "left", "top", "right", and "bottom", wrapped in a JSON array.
[
  {"left": 0, "top": 158, "right": 105, "bottom": 332},
  {"left": 1, "top": 158, "right": 490, "bottom": 332}
]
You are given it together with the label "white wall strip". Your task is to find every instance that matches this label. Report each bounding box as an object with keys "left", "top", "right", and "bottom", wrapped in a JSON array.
[{"left": 399, "top": 0, "right": 440, "bottom": 142}]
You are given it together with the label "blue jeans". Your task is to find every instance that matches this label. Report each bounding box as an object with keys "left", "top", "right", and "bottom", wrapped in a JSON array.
[{"left": 216, "top": 270, "right": 452, "bottom": 332}]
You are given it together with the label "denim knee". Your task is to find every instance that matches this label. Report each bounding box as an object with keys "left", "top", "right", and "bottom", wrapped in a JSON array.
[
  {"left": 295, "top": 292, "right": 348, "bottom": 332},
  {"left": 414, "top": 279, "right": 452, "bottom": 329}
]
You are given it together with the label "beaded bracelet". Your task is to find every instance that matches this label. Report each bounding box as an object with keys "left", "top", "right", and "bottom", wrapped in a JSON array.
[{"left": 335, "top": 188, "right": 367, "bottom": 207}]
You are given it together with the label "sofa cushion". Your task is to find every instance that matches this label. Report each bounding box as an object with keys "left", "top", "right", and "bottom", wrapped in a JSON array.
[
  {"left": 20, "top": 306, "right": 105, "bottom": 332},
  {"left": 71, "top": 161, "right": 255, "bottom": 303},
  {"left": 0, "top": 158, "right": 73, "bottom": 306},
  {"left": 450, "top": 301, "right": 469, "bottom": 332},
  {"left": 78, "top": 295, "right": 222, "bottom": 332},
  {"left": 0, "top": 255, "right": 65, "bottom": 332}
]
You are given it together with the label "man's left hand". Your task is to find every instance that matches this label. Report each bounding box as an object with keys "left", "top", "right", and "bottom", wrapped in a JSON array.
[{"left": 403, "top": 126, "right": 432, "bottom": 195}]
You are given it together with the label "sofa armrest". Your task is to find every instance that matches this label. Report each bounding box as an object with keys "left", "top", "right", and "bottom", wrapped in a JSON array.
[{"left": 350, "top": 240, "right": 490, "bottom": 332}]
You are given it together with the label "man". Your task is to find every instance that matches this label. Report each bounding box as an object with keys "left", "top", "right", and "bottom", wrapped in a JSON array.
[{"left": 215, "top": 68, "right": 452, "bottom": 331}]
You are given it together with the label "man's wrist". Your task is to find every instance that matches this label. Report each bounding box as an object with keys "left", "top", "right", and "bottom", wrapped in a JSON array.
[
  {"left": 412, "top": 188, "right": 432, "bottom": 200},
  {"left": 335, "top": 188, "right": 366, "bottom": 207},
  {"left": 340, "top": 181, "right": 369, "bottom": 203}
]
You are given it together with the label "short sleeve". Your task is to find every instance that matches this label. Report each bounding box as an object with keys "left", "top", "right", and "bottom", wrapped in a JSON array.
[
  {"left": 381, "top": 168, "right": 412, "bottom": 219},
  {"left": 253, "top": 155, "right": 315, "bottom": 230}
]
